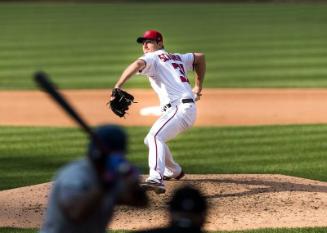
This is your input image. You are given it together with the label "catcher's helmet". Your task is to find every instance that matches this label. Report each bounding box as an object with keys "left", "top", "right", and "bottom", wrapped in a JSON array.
[
  {"left": 169, "top": 185, "right": 207, "bottom": 214},
  {"left": 169, "top": 185, "right": 207, "bottom": 229}
]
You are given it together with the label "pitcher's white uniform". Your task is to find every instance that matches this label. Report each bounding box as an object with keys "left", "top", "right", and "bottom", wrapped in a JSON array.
[{"left": 138, "top": 49, "right": 196, "bottom": 182}]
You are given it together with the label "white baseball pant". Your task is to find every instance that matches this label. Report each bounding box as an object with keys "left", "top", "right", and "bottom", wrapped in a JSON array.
[{"left": 144, "top": 101, "right": 196, "bottom": 182}]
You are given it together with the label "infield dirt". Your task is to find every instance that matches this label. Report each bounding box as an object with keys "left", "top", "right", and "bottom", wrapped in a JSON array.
[
  {"left": 0, "top": 89, "right": 327, "bottom": 231},
  {"left": 2, "top": 89, "right": 327, "bottom": 126}
]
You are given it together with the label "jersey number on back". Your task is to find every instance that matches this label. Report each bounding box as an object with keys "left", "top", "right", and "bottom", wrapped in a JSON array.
[{"left": 172, "top": 63, "right": 190, "bottom": 83}]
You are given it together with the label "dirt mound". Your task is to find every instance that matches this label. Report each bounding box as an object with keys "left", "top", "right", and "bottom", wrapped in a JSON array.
[{"left": 0, "top": 174, "right": 326, "bottom": 231}]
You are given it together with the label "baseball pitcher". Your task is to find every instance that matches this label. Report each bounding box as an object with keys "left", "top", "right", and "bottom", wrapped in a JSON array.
[{"left": 111, "top": 30, "right": 206, "bottom": 194}]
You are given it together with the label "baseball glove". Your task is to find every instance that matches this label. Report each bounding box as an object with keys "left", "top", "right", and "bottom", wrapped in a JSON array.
[{"left": 108, "top": 88, "right": 135, "bottom": 117}]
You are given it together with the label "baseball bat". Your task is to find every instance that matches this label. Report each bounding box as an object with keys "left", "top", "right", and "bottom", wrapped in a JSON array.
[{"left": 34, "top": 71, "right": 109, "bottom": 156}]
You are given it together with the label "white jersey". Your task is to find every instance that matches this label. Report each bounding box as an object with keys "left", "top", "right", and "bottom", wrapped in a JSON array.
[{"left": 138, "top": 49, "right": 195, "bottom": 107}]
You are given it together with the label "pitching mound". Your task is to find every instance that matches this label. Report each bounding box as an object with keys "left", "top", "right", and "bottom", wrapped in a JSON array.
[{"left": 0, "top": 174, "right": 326, "bottom": 231}]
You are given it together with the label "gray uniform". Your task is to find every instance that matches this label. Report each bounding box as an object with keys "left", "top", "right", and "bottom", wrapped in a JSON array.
[{"left": 40, "top": 159, "right": 121, "bottom": 233}]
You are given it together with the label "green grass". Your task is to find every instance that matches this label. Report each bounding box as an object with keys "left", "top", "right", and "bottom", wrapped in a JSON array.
[
  {"left": 1, "top": 227, "right": 327, "bottom": 233},
  {"left": 1, "top": 3, "right": 327, "bottom": 89},
  {"left": 1, "top": 124, "right": 327, "bottom": 191}
]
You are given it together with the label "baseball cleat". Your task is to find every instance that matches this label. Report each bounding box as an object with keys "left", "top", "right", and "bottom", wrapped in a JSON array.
[
  {"left": 141, "top": 180, "right": 166, "bottom": 194},
  {"left": 163, "top": 170, "right": 185, "bottom": 181}
]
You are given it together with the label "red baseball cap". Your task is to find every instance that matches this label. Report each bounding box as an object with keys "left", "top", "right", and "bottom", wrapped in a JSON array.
[{"left": 136, "top": 30, "right": 163, "bottom": 44}]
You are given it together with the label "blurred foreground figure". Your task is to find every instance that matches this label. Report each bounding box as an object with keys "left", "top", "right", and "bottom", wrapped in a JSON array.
[
  {"left": 136, "top": 185, "right": 208, "bottom": 233},
  {"left": 40, "top": 125, "right": 148, "bottom": 233}
]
